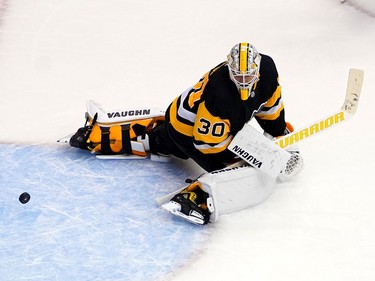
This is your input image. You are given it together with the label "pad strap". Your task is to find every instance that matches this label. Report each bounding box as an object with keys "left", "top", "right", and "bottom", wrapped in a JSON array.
[
  {"left": 121, "top": 124, "right": 132, "bottom": 154},
  {"left": 100, "top": 127, "right": 113, "bottom": 155},
  {"left": 100, "top": 124, "right": 133, "bottom": 155}
]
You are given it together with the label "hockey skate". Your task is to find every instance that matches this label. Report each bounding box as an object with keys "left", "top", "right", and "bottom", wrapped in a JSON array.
[{"left": 161, "top": 181, "right": 211, "bottom": 225}]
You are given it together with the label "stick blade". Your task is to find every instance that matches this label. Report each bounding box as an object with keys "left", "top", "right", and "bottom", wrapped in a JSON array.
[{"left": 342, "top": 68, "right": 364, "bottom": 116}]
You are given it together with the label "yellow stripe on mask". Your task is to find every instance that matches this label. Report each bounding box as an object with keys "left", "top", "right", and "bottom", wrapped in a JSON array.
[{"left": 239, "top": 43, "right": 249, "bottom": 73}]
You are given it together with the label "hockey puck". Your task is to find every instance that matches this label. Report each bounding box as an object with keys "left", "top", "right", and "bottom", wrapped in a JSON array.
[{"left": 19, "top": 192, "right": 30, "bottom": 204}]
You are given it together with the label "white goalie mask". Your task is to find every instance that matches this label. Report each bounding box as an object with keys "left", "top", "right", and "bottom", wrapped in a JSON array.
[{"left": 227, "top": 42, "right": 261, "bottom": 100}]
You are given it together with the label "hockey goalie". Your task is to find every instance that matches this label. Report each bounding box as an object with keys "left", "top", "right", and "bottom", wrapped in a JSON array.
[{"left": 68, "top": 42, "right": 306, "bottom": 225}]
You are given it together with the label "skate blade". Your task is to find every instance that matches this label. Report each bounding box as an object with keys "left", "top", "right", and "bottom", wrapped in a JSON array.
[
  {"left": 160, "top": 201, "right": 205, "bottom": 225},
  {"left": 95, "top": 154, "right": 148, "bottom": 160}
]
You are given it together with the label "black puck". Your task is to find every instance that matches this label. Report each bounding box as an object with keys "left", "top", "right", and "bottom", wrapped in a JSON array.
[{"left": 19, "top": 192, "right": 30, "bottom": 204}]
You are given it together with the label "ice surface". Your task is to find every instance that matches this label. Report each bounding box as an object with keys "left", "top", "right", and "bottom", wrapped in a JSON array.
[
  {"left": 1, "top": 0, "right": 375, "bottom": 280},
  {"left": 0, "top": 144, "right": 211, "bottom": 280}
]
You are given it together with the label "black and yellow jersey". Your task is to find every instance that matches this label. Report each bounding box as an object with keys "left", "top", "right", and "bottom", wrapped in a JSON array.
[{"left": 166, "top": 54, "right": 286, "bottom": 156}]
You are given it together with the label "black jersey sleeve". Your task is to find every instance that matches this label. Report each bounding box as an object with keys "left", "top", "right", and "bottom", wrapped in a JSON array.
[{"left": 254, "top": 55, "right": 287, "bottom": 137}]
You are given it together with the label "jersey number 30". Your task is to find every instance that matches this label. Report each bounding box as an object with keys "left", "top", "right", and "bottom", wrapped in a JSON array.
[{"left": 197, "top": 118, "right": 225, "bottom": 137}]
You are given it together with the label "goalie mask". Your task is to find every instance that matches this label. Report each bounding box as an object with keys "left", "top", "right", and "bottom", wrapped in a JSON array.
[{"left": 227, "top": 42, "right": 261, "bottom": 100}]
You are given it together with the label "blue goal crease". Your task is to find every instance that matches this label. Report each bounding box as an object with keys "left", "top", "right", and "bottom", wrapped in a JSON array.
[{"left": 0, "top": 143, "right": 212, "bottom": 281}]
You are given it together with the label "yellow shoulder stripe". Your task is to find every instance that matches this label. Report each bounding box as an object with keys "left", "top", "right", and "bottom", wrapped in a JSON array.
[
  {"left": 256, "top": 102, "right": 284, "bottom": 120},
  {"left": 169, "top": 97, "right": 194, "bottom": 137},
  {"left": 264, "top": 85, "right": 281, "bottom": 108}
]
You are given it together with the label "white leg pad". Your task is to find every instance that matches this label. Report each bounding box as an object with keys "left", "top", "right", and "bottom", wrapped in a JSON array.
[
  {"left": 156, "top": 164, "right": 277, "bottom": 223},
  {"left": 198, "top": 165, "right": 276, "bottom": 223},
  {"left": 86, "top": 100, "right": 165, "bottom": 124}
]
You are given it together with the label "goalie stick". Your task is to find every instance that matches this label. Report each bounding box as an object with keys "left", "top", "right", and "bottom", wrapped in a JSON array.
[
  {"left": 228, "top": 68, "right": 364, "bottom": 178},
  {"left": 275, "top": 68, "right": 364, "bottom": 149}
]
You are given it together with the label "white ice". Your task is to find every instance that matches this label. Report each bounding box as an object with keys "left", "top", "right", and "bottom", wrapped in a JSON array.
[{"left": 0, "top": 0, "right": 375, "bottom": 280}]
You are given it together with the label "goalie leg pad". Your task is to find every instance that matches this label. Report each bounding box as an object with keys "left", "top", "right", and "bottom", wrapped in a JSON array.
[
  {"left": 158, "top": 164, "right": 276, "bottom": 224},
  {"left": 198, "top": 164, "right": 276, "bottom": 223},
  {"left": 70, "top": 100, "right": 166, "bottom": 156}
]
